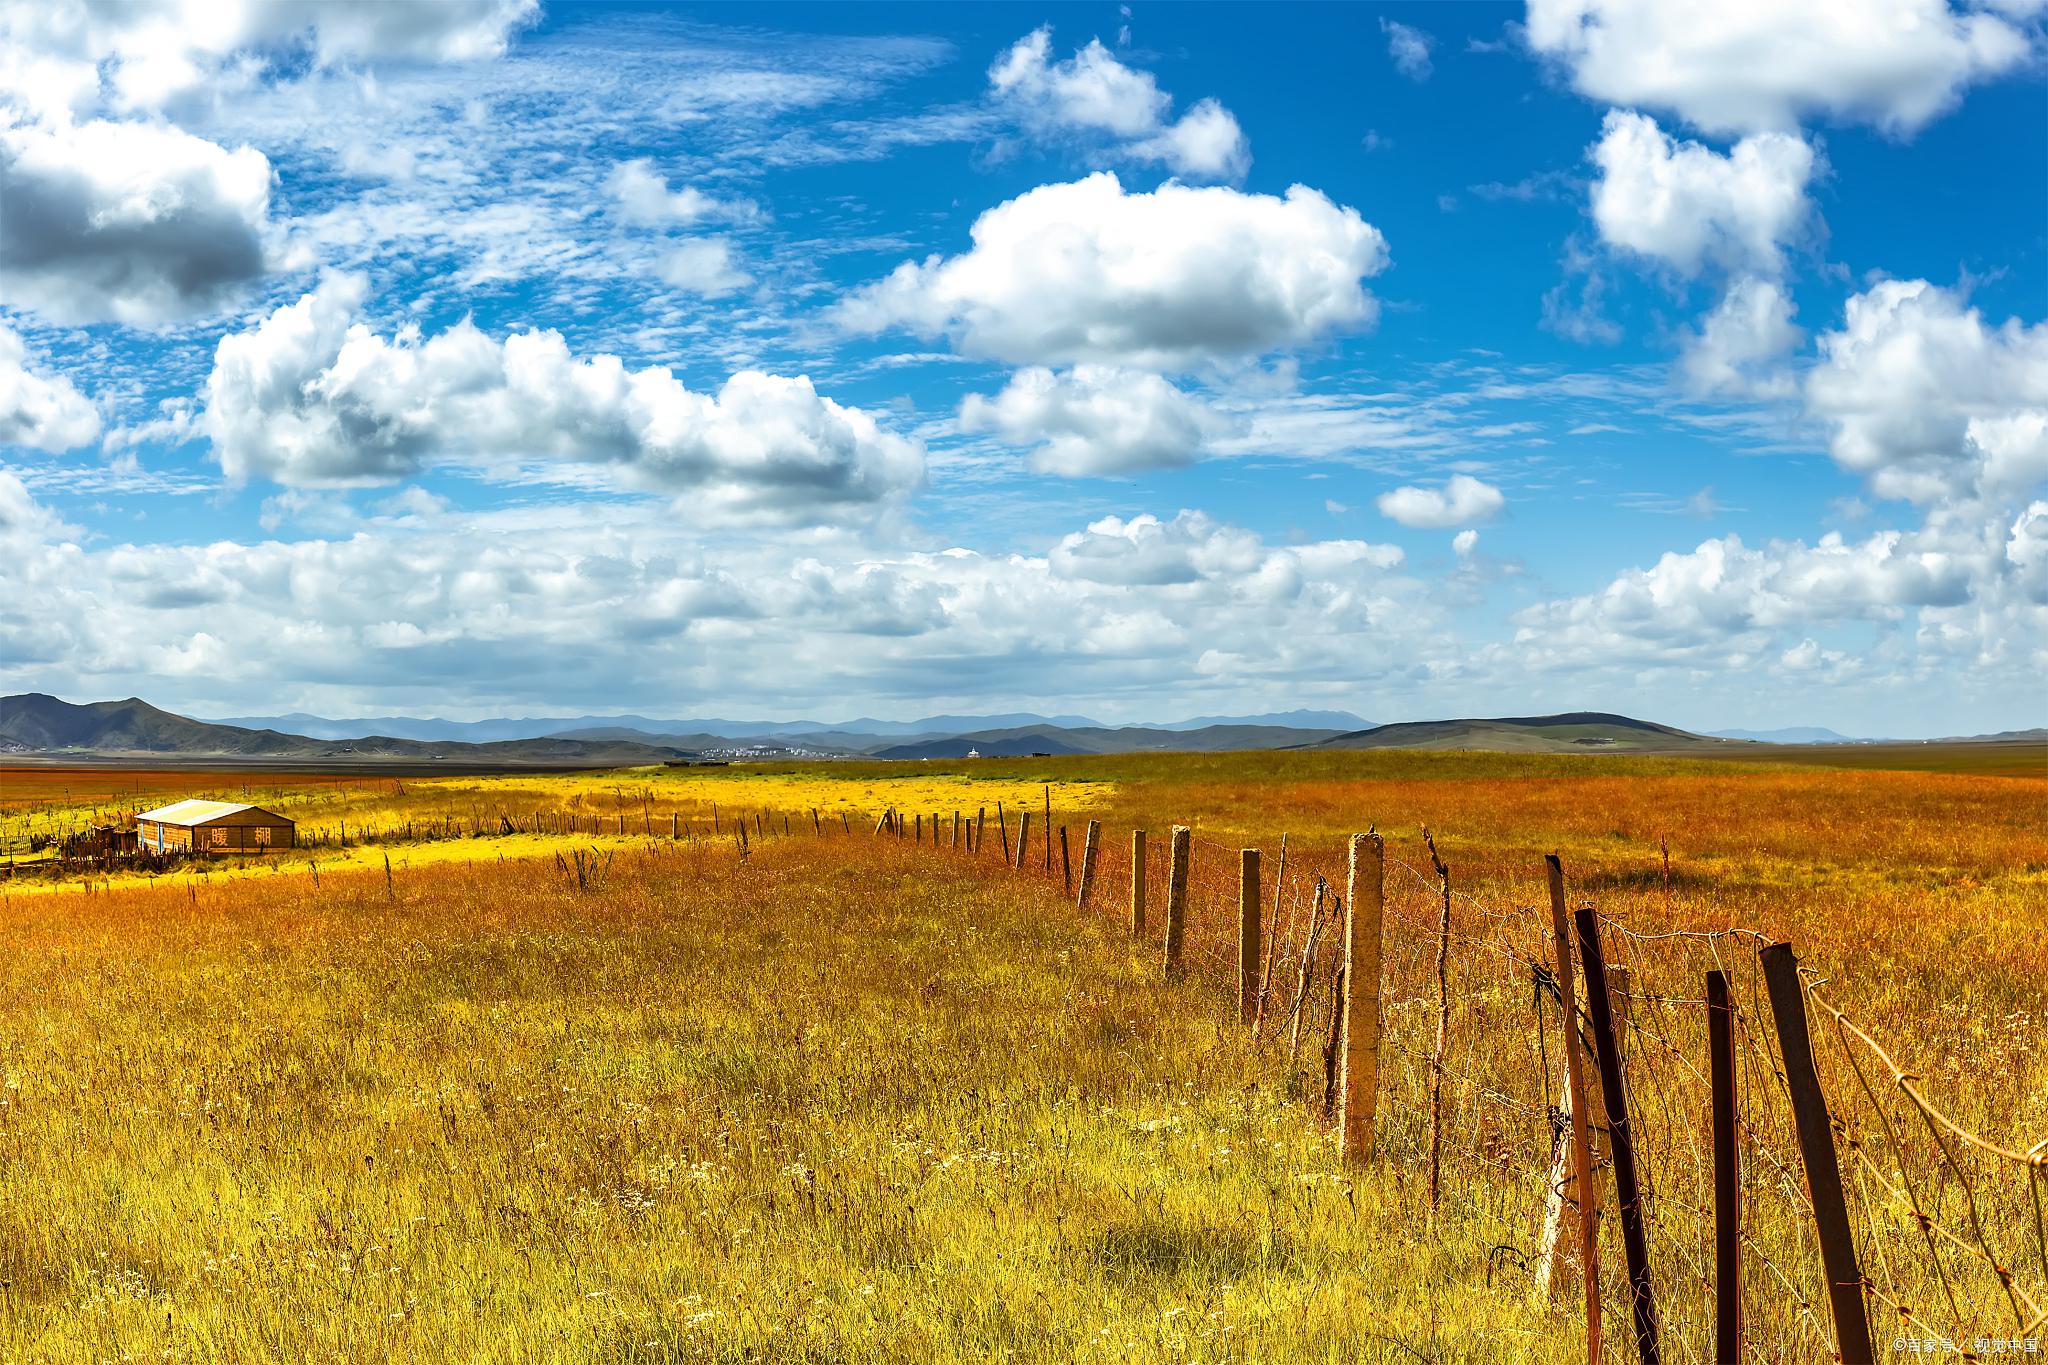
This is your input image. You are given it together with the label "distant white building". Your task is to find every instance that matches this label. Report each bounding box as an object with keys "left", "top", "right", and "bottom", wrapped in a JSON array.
[{"left": 965, "top": 748, "right": 981, "bottom": 759}]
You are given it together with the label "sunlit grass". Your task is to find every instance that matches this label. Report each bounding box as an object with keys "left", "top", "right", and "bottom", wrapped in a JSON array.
[{"left": 0, "top": 748, "right": 2041, "bottom": 1360}]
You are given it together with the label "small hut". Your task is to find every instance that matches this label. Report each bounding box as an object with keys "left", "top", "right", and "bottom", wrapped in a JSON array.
[{"left": 135, "top": 800, "right": 295, "bottom": 855}]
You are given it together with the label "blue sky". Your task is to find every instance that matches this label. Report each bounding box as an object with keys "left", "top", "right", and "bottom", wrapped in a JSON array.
[{"left": 2, "top": 0, "right": 2044, "bottom": 736}]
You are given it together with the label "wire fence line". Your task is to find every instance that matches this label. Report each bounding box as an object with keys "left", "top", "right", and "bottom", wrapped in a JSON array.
[{"left": 868, "top": 802, "right": 2045, "bottom": 1365}]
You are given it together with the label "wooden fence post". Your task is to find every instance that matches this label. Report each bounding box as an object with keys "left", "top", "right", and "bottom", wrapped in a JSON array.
[
  {"left": 952, "top": 811, "right": 960, "bottom": 851},
  {"left": 1253, "top": 833, "right": 1288, "bottom": 1037},
  {"left": 1130, "top": 829, "right": 1147, "bottom": 935},
  {"left": 1076, "top": 819, "right": 1100, "bottom": 910},
  {"left": 1162, "top": 825, "right": 1190, "bottom": 978},
  {"left": 1059, "top": 826, "right": 1071, "bottom": 893},
  {"left": 1574, "top": 906, "right": 1660, "bottom": 1365},
  {"left": 995, "top": 804, "right": 1009, "bottom": 864},
  {"left": 1760, "top": 942, "right": 1874, "bottom": 1365},
  {"left": 1016, "top": 811, "right": 1032, "bottom": 870},
  {"left": 1043, "top": 787, "right": 1052, "bottom": 872},
  {"left": 1238, "top": 848, "right": 1261, "bottom": 1026},
  {"left": 670, "top": 812, "right": 678, "bottom": 839},
  {"left": 1708, "top": 968, "right": 1742, "bottom": 1364},
  {"left": 1536, "top": 856, "right": 1602, "bottom": 1361},
  {"left": 1424, "top": 832, "right": 1452, "bottom": 1221},
  {"left": 1338, "top": 832, "right": 1384, "bottom": 1166}
]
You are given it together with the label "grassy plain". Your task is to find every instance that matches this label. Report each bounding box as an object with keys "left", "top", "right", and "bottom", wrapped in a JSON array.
[{"left": 0, "top": 747, "right": 2043, "bottom": 1361}]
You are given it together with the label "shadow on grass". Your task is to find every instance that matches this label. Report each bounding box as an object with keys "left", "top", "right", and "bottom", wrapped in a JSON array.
[{"left": 1089, "top": 1217, "right": 1292, "bottom": 1282}]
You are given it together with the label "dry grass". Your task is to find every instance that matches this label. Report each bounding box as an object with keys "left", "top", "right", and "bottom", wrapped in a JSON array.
[{"left": 0, "top": 748, "right": 2042, "bottom": 1361}]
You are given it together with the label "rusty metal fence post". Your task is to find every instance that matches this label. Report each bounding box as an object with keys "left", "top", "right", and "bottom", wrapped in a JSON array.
[
  {"left": 1761, "top": 942, "right": 1875, "bottom": 1365},
  {"left": 1708, "top": 968, "right": 1742, "bottom": 1364},
  {"left": 1575, "top": 906, "right": 1660, "bottom": 1365}
]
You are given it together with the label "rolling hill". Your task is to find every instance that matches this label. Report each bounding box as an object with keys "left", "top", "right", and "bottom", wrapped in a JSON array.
[
  {"left": 1304, "top": 712, "right": 1733, "bottom": 754},
  {"left": 0, "top": 694, "right": 695, "bottom": 765}
]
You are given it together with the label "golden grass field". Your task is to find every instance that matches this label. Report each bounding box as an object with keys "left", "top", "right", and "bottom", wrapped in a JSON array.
[{"left": 1, "top": 749, "right": 2043, "bottom": 1362}]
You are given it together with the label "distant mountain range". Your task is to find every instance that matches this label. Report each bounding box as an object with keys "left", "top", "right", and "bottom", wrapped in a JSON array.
[
  {"left": 2, "top": 693, "right": 2037, "bottom": 764},
  {"left": 205, "top": 706, "right": 1374, "bottom": 745},
  {"left": 1709, "top": 726, "right": 1863, "bottom": 744}
]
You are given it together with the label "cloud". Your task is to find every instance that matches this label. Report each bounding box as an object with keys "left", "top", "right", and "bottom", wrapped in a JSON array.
[
  {"left": 1589, "top": 110, "right": 1814, "bottom": 277},
  {"left": 988, "top": 27, "right": 1250, "bottom": 178},
  {"left": 0, "top": 118, "right": 273, "bottom": 325},
  {"left": 1807, "top": 278, "right": 2048, "bottom": 504},
  {"left": 959, "top": 366, "right": 1232, "bottom": 476},
  {"left": 1376, "top": 474, "right": 1506, "bottom": 528},
  {"left": 1050, "top": 510, "right": 1402, "bottom": 587},
  {"left": 1523, "top": 0, "right": 2034, "bottom": 136},
  {"left": 202, "top": 274, "right": 923, "bottom": 521},
  {"left": 656, "top": 239, "right": 752, "bottom": 297},
  {"left": 1382, "top": 19, "right": 1435, "bottom": 81},
  {"left": 0, "top": 481, "right": 1429, "bottom": 717},
  {"left": 1453, "top": 529, "right": 1479, "bottom": 557},
  {"left": 836, "top": 172, "right": 1388, "bottom": 370},
  {"left": 1507, "top": 523, "right": 2005, "bottom": 673},
  {"left": 1, "top": 0, "right": 539, "bottom": 116},
  {"left": 1679, "top": 276, "right": 1801, "bottom": 397},
  {"left": 607, "top": 159, "right": 761, "bottom": 227},
  {"left": 1511, "top": 275, "right": 2048, "bottom": 685},
  {"left": 0, "top": 323, "right": 100, "bottom": 452}
]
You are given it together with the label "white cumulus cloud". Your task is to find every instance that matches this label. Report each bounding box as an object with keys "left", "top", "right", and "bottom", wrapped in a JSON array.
[
  {"left": 1376, "top": 474, "right": 1506, "bottom": 529},
  {"left": 607, "top": 159, "right": 761, "bottom": 227},
  {"left": 0, "top": 0, "right": 538, "bottom": 116},
  {"left": 0, "top": 118, "right": 274, "bottom": 325},
  {"left": 0, "top": 323, "right": 100, "bottom": 452},
  {"left": 989, "top": 27, "right": 1250, "bottom": 179},
  {"left": 1680, "top": 276, "right": 1802, "bottom": 397},
  {"left": 1524, "top": 0, "right": 2035, "bottom": 136},
  {"left": 1807, "top": 278, "right": 2048, "bottom": 504},
  {"left": 1589, "top": 110, "right": 1815, "bottom": 277},
  {"left": 836, "top": 172, "right": 1388, "bottom": 371},
  {"left": 959, "top": 366, "right": 1232, "bottom": 476},
  {"left": 202, "top": 273, "right": 923, "bottom": 521}
]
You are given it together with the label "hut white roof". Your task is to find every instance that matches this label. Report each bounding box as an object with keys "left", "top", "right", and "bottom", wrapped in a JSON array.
[{"left": 135, "top": 799, "right": 285, "bottom": 826}]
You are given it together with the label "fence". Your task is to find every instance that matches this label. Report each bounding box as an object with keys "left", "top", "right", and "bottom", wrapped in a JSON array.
[{"left": 866, "top": 798, "right": 2047, "bottom": 1365}]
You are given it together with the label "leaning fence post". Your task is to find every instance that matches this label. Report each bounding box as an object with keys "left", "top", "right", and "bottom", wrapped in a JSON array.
[
  {"left": 1130, "top": 829, "right": 1147, "bottom": 935},
  {"left": 1016, "top": 810, "right": 1032, "bottom": 870},
  {"left": 1162, "top": 826, "right": 1190, "bottom": 978},
  {"left": 1338, "top": 832, "right": 1384, "bottom": 1166},
  {"left": 1059, "top": 826, "right": 1072, "bottom": 893},
  {"left": 996, "top": 804, "right": 1010, "bottom": 864},
  {"left": 1076, "top": 819, "right": 1100, "bottom": 910},
  {"left": 1238, "top": 848, "right": 1261, "bottom": 1026},
  {"left": 1574, "top": 906, "right": 1659, "bottom": 1365},
  {"left": 1760, "top": 942, "right": 1875, "bottom": 1365},
  {"left": 1708, "top": 969, "right": 1742, "bottom": 1364},
  {"left": 1536, "top": 857, "right": 1602, "bottom": 1360}
]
